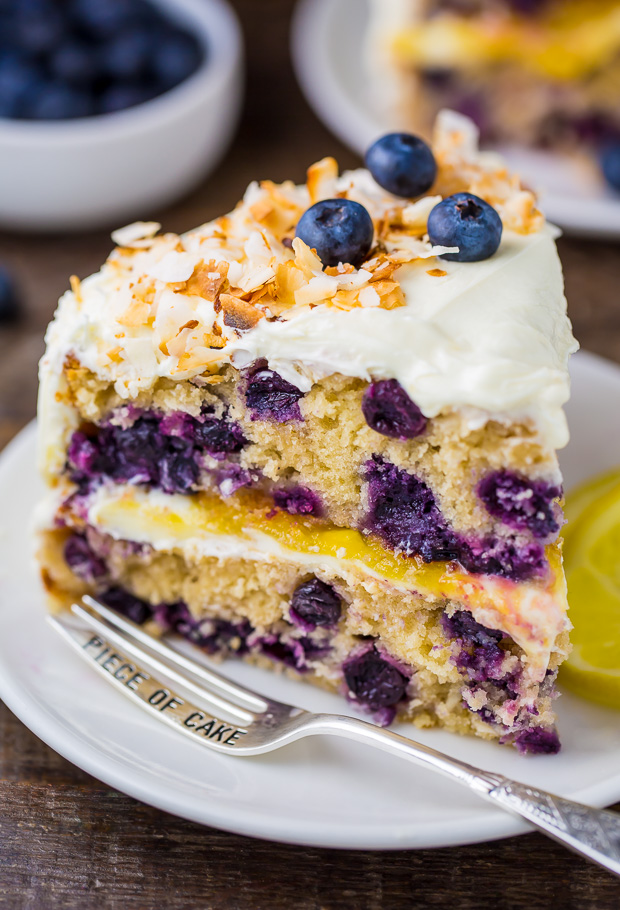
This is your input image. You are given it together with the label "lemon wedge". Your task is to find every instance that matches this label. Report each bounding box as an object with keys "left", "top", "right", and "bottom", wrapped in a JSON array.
[{"left": 560, "top": 470, "right": 620, "bottom": 709}]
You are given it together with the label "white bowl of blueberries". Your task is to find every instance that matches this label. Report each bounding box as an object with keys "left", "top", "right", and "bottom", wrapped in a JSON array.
[{"left": 0, "top": 0, "right": 243, "bottom": 231}]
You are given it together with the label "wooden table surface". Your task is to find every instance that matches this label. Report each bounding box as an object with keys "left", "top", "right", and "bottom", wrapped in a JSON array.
[{"left": 1, "top": 2, "right": 620, "bottom": 906}]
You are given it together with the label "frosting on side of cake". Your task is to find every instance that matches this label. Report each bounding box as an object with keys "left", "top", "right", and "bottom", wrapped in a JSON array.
[{"left": 38, "top": 110, "right": 578, "bottom": 478}]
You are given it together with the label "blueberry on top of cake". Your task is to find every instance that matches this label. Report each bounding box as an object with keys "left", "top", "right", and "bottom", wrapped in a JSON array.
[{"left": 36, "top": 111, "right": 578, "bottom": 754}]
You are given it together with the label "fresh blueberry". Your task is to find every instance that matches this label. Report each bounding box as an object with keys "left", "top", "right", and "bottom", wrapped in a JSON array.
[
  {"left": 70, "top": 0, "right": 152, "bottom": 38},
  {"left": 0, "top": 265, "right": 20, "bottom": 321},
  {"left": 245, "top": 367, "right": 304, "bottom": 422},
  {"left": 24, "top": 82, "right": 93, "bottom": 120},
  {"left": 365, "top": 132, "right": 437, "bottom": 198},
  {"left": 295, "top": 199, "right": 374, "bottom": 268},
  {"left": 362, "top": 379, "right": 427, "bottom": 439},
  {"left": 98, "top": 83, "right": 156, "bottom": 115},
  {"left": 101, "top": 27, "right": 155, "bottom": 81},
  {"left": 100, "top": 586, "right": 153, "bottom": 625},
  {"left": 427, "top": 193, "right": 503, "bottom": 262},
  {"left": 152, "top": 30, "right": 203, "bottom": 90},
  {"left": 343, "top": 646, "right": 408, "bottom": 710},
  {"left": 601, "top": 142, "right": 620, "bottom": 192},
  {"left": 48, "top": 40, "right": 98, "bottom": 86},
  {"left": 290, "top": 577, "right": 341, "bottom": 629},
  {"left": 0, "top": 55, "right": 41, "bottom": 118},
  {"left": 12, "top": 1, "right": 64, "bottom": 55}
]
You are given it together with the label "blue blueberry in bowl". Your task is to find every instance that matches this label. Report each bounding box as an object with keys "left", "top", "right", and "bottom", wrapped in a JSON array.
[
  {"left": 365, "top": 132, "right": 437, "bottom": 198},
  {"left": 48, "top": 40, "right": 99, "bottom": 86},
  {"left": 24, "top": 82, "right": 94, "bottom": 120},
  {"left": 0, "top": 0, "right": 206, "bottom": 123},
  {"left": 295, "top": 199, "right": 374, "bottom": 268},
  {"left": 0, "top": 55, "right": 42, "bottom": 118},
  {"left": 101, "top": 27, "right": 156, "bottom": 81},
  {"left": 362, "top": 379, "right": 427, "bottom": 439},
  {"left": 428, "top": 193, "right": 503, "bottom": 262},
  {"left": 153, "top": 30, "right": 205, "bottom": 91},
  {"left": 70, "top": 0, "right": 153, "bottom": 39},
  {"left": 99, "top": 83, "right": 157, "bottom": 116},
  {"left": 600, "top": 143, "right": 620, "bottom": 192}
]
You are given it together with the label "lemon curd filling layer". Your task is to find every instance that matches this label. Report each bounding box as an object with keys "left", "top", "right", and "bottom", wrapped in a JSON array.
[
  {"left": 83, "top": 484, "right": 568, "bottom": 662},
  {"left": 391, "top": 1, "right": 620, "bottom": 81}
]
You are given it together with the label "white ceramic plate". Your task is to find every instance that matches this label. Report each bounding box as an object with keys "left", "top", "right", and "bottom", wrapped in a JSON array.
[
  {"left": 0, "top": 350, "right": 619, "bottom": 850},
  {"left": 291, "top": 0, "right": 620, "bottom": 238}
]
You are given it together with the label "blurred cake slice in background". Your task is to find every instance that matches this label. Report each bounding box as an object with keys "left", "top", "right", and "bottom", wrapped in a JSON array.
[
  {"left": 366, "top": 0, "right": 620, "bottom": 162},
  {"left": 36, "top": 111, "right": 578, "bottom": 754}
]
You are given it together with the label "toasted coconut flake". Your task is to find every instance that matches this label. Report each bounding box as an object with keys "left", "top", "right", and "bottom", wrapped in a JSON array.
[
  {"left": 307, "top": 156, "right": 339, "bottom": 205},
  {"left": 401, "top": 195, "right": 442, "bottom": 233},
  {"left": 275, "top": 260, "right": 307, "bottom": 307},
  {"left": 427, "top": 268, "right": 448, "bottom": 277},
  {"left": 294, "top": 273, "right": 339, "bottom": 307},
  {"left": 359, "top": 286, "right": 382, "bottom": 308},
  {"left": 186, "top": 259, "right": 229, "bottom": 301},
  {"left": 325, "top": 263, "right": 356, "bottom": 276},
  {"left": 117, "top": 298, "right": 151, "bottom": 328},
  {"left": 220, "top": 293, "right": 265, "bottom": 331},
  {"left": 292, "top": 237, "right": 323, "bottom": 277},
  {"left": 69, "top": 275, "right": 82, "bottom": 303},
  {"left": 111, "top": 221, "right": 161, "bottom": 248},
  {"left": 148, "top": 250, "right": 197, "bottom": 284},
  {"left": 106, "top": 346, "right": 124, "bottom": 364}
]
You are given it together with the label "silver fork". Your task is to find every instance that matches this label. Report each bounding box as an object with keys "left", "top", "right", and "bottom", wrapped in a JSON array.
[{"left": 48, "top": 595, "right": 620, "bottom": 876}]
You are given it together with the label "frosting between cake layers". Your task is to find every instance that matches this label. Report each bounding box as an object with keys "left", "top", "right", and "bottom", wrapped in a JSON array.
[{"left": 35, "top": 482, "right": 568, "bottom": 673}]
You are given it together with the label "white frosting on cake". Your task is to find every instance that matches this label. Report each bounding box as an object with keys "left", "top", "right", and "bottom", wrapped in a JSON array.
[
  {"left": 228, "top": 225, "right": 575, "bottom": 447},
  {"left": 38, "top": 111, "right": 578, "bottom": 465}
]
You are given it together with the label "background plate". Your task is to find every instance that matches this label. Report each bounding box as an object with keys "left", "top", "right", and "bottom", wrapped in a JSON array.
[
  {"left": 0, "top": 351, "right": 619, "bottom": 850},
  {"left": 291, "top": 0, "right": 620, "bottom": 238}
]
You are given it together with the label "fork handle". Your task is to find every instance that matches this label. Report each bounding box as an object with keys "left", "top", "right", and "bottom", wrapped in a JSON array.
[
  {"left": 308, "top": 714, "right": 620, "bottom": 878},
  {"left": 484, "top": 781, "right": 620, "bottom": 876}
]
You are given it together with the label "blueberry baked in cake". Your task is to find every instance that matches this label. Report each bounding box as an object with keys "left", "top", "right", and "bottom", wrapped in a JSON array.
[
  {"left": 367, "top": 0, "right": 620, "bottom": 165},
  {"left": 36, "top": 111, "right": 578, "bottom": 754}
]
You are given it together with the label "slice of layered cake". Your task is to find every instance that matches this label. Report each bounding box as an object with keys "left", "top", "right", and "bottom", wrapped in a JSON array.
[
  {"left": 367, "top": 0, "right": 620, "bottom": 160},
  {"left": 36, "top": 111, "right": 578, "bottom": 754}
]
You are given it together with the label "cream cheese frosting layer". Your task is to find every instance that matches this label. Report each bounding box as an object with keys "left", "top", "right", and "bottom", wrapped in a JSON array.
[{"left": 38, "top": 111, "right": 578, "bottom": 457}]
